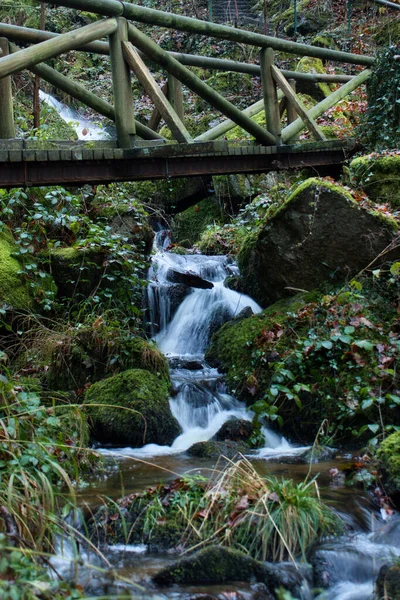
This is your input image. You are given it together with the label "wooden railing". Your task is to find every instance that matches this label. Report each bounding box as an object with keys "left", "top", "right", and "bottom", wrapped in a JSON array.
[{"left": 0, "top": 0, "right": 375, "bottom": 149}]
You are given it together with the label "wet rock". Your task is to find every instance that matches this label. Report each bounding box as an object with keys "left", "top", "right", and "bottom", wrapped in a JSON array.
[
  {"left": 238, "top": 178, "right": 399, "bottom": 307},
  {"left": 375, "top": 564, "right": 400, "bottom": 600},
  {"left": 166, "top": 268, "right": 214, "bottom": 289},
  {"left": 152, "top": 546, "right": 268, "bottom": 586},
  {"left": 214, "top": 418, "right": 254, "bottom": 442},
  {"left": 85, "top": 369, "right": 181, "bottom": 447},
  {"left": 232, "top": 306, "right": 254, "bottom": 321},
  {"left": 371, "top": 517, "right": 400, "bottom": 549},
  {"left": 153, "top": 546, "right": 311, "bottom": 597},
  {"left": 187, "top": 440, "right": 249, "bottom": 459},
  {"left": 169, "top": 357, "right": 204, "bottom": 371}
]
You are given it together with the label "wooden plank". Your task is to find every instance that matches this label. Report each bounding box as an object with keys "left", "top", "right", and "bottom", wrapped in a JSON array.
[
  {"left": 123, "top": 42, "right": 191, "bottom": 143},
  {"left": 168, "top": 74, "right": 184, "bottom": 122},
  {"left": 109, "top": 18, "right": 136, "bottom": 147},
  {"left": 128, "top": 24, "right": 276, "bottom": 146},
  {"left": 0, "top": 39, "right": 15, "bottom": 138},
  {"left": 148, "top": 81, "right": 168, "bottom": 131},
  {"left": 260, "top": 48, "right": 281, "bottom": 145},
  {"left": 271, "top": 65, "right": 326, "bottom": 142}
]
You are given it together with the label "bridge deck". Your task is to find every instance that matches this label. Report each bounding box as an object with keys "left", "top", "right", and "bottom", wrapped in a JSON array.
[{"left": 0, "top": 139, "right": 355, "bottom": 188}]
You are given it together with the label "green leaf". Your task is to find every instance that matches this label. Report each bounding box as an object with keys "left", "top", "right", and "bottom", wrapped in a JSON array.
[
  {"left": 339, "top": 334, "right": 353, "bottom": 344},
  {"left": 361, "top": 398, "right": 374, "bottom": 409},
  {"left": 344, "top": 326, "right": 355, "bottom": 334},
  {"left": 390, "top": 262, "right": 400, "bottom": 277},
  {"left": 321, "top": 340, "right": 333, "bottom": 350},
  {"left": 354, "top": 340, "right": 374, "bottom": 351},
  {"left": 367, "top": 423, "right": 380, "bottom": 433}
]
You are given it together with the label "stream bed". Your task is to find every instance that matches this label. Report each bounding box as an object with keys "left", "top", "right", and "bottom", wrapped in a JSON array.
[{"left": 58, "top": 228, "right": 399, "bottom": 600}]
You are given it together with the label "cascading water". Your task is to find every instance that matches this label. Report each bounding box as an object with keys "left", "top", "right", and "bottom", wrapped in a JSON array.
[
  {"left": 40, "top": 90, "right": 110, "bottom": 140},
  {"left": 105, "top": 226, "right": 302, "bottom": 458}
]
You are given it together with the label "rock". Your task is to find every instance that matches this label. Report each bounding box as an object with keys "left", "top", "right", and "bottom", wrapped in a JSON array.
[
  {"left": 153, "top": 546, "right": 311, "bottom": 597},
  {"left": 107, "top": 211, "right": 154, "bottom": 253},
  {"left": 47, "top": 246, "right": 109, "bottom": 299},
  {"left": 169, "top": 357, "right": 204, "bottom": 371},
  {"left": 371, "top": 518, "right": 400, "bottom": 549},
  {"left": 85, "top": 369, "right": 181, "bottom": 447},
  {"left": 152, "top": 546, "right": 267, "bottom": 586},
  {"left": 0, "top": 227, "right": 40, "bottom": 310},
  {"left": 173, "top": 195, "right": 225, "bottom": 246},
  {"left": 166, "top": 268, "right": 214, "bottom": 289},
  {"left": 214, "top": 418, "right": 254, "bottom": 442},
  {"left": 349, "top": 154, "right": 400, "bottom": 208},
  {"left": 295, "top": 56, "right": 333, "bottom": 100},
  {"left": 232, "top": 306, "right": 254, "bottom": 321},
  {"left": 187, "top": 440, "right": 249, "bottom": 459},
  {"left": 238, "top": 178, "right": 398, "bottom": 307},
  {"left": 375, "top": 564, "right": 400, "bottom": 600},
  {"left": 377, "top": 431, "right": 400, "bottom": 496},
  {"left": 46, "top": 330, "right": 169, "bottom": 392}
]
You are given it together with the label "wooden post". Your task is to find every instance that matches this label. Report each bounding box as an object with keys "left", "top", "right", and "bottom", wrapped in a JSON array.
[
  {"left": 287, "top": 78, "right": 298, "bottom": 141},
  {"left": 109, "top": 17, "right": 135, "bottom": 147},
  {"left": 260, "top": 48, "right": 281, "bottom": 145},
  {"left": 123, "top": 42, "right": 191, "bottom": 143},
  {"left": 0, "top": 38, "right": 15, "bottom": 139},
  {"left": 271, "top": 64, "right": 326, "bottom": 141},
  {"left": 167, "top": 74, "right": 184, "bottom": 121}
]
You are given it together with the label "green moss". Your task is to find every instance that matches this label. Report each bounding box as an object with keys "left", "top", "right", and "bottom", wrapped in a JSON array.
[
  {"left": 45, "top": 327, "right": 169, "bottom": 392},
  {"left": 296, "top": 56, "right": 333, "bottom": 98},
  {"left": 173, "top": 197, "right": 226, "bottom": 246},
  {"left": 349, "top": 154, "right": 400, "bottom": 208},
  {"left": 378, "top": 431, "right": 400, "bottom": 493},
  {"left": 206, "top": 293, "right": 318, "bottom": 400},
  {"left": 85, "top": 368, "right": 180, "bottom": 446},
  {"left": 0, "top": 228, "right": 33, "bottom": 310},
  {"left": 373, "top": 16, "right": 400, "bottom": 45}
]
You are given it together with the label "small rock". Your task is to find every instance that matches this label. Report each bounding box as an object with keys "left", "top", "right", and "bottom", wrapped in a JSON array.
[{"left": 214, "top": 418, "right": 254, "bottom": 442}]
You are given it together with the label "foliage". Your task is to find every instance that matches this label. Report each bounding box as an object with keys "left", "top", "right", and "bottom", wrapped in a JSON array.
[
  {"left": 357, "top": 45, "right": 400, "bottom": 151},
  {"left": 93, "top": 458, "right": 339, "bottom": 561}
]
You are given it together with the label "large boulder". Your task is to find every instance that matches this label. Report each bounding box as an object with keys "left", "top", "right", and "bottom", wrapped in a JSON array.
[
  {"left": 377, "top": 431, "right": 400, "bottom": 497},
  {"left": 85, "top": 369, "right": 180, "bottom": 447},
  {"left": 238, "top": 178, "right": 398, "bottom": 307},
  {"left": 375, "top": 564, "right": 400, "bottom": 600},
  {"left": 214, "top": 418, "right": 254, "bottom": 442},
  {"left": 0, "top": 228, "right": 35, "bottom": 310},
  {"left": 350, "top": 154, "right": 400, "bottom": 208},
  {"left": 166, "top": 268, "right": 214, "bottom": 289}
]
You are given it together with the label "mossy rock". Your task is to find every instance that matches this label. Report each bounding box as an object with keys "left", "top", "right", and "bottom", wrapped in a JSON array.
[
  {"left": 173, "top": 196, "right": 226, "bottom": 246},
  {"left": 237, "top": 178, "right": 398, "bottom": 307},
  {"left": 349, "top": 154, "right": 400, "bottom": 208},
  {"left": 0, "top": 228, "right": 34, "bottom": 310},
  {"left": 375, "top": 564, "right": 400, "bottom": 600},
  {"left": 295, "top": 56, "right": 333, "bottom": 100},
  {"left": 47, "top": 246, "right": 107, "bottom": 300},
  {"left": 206, "top": 293, "right": 317, "bottom": 402},
  {"left": 46, "top": 328, "right": 169, "bottom": 392},
  {"left": 187, "top": 439, "right": 249, "bottom": 459},
  {"left": 195, "top": 72, "right": 252, "bottom": 112},
  {"left": 153, "top": 546, "right": 268, "bottom": 586},
  {"left": 377, "top": 431, "right": 400, "bottom": 495},
  {"left": 85, "top": 369, "right": 180, "bottom": 447}
]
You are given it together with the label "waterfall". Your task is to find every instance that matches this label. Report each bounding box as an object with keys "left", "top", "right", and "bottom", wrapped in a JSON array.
[
  {"left": 103, "top": 226, "right": 306, "bottom": 459},
  {"left": 40, "top": 90, "right": 110, "bottom": 140}
]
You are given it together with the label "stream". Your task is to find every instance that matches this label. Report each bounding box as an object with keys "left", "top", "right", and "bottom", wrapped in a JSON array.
[{"left": 46, "top": 99, "right": 399, "bottom": 599}]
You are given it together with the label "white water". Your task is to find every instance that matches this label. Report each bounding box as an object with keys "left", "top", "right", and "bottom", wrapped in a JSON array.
[
  {"left": 103, "top": 227, "right": 305, "bottom": 459},
  {"left": 40, "top": 90, "right": 109, "bottom": 140}
]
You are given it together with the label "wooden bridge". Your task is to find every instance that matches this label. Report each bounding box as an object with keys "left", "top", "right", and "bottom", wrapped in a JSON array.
[{"left": 0, "top": 0, "right": 376, "bottom": 188}]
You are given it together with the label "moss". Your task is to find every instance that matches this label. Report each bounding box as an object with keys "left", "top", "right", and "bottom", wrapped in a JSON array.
[
  {"left": 45, "top": 327, "right": 169, "bottom": 392},
  {"left": 85, "top": 368, "right": 180, "bottom": 446},
  {"left": 373, "top": 15, "right": 400, "bottom": 45},
  {"left": 349, "top": 154, "right": 400, "bottom": 208},
  {"left": 378, "top": 431, "right": 400, "bottom": 493},
  {"left": 206, "top": 293, "right": 318, "bottom": 401},
  {"left": 169, "top": 245, "right": 187, "bottom": 255},
  {"left": 0, "top": 228, "right": 33, "bottom": 310},
  {"left": 195, "top": 72, "right": 252, "bottom": 112},
  {"left": 154, "top": 546, "right": 266, "bottom": 585},
  {"left": 173, "top": 197, "right": 226, "bottom": 246},
  {"left": 296, "top": 56, "right": 333, "bottom": 99}
]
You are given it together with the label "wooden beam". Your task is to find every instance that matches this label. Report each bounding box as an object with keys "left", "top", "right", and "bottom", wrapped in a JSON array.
[
  {"left": 109, "top": 17, "right": 135, "bottom": 147},
  {"left": 123, "top": 41, "right": 191, "bottom": 143},
  {"left": 260, "top": 48, "right": 281, "bottom": 145},
  {"left": 128, "top": 23, "right": 276, "bottom": 146},
  {"left": 287, "top": 79, "right": 298, "bottom": 141},
  {"left": 0, "top": 18, "right": 117, "bottom": 80},
  {"left": 8, "top": 43, "right": 164, "bottom": 141},
  {"left": 148, "top": 81, "right": 167, "bottom": 132},
  {"left": 0, "top": 39, "right": 15, "bottom": 138},
  {"left": 0, "top": 24, "right": 358, "bottom": 83},
  {"left": 282, "top": 68, "right": 371, "bottom": 143},
  {"left": 271, "top": 65, "right": 326, "bottom": 142},
  {"left": 43, "top": 0, "right": 375, "bottom": 66}
]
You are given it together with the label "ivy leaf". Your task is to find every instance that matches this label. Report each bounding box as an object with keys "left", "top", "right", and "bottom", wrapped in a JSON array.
[
  {"left": 354, "top": 340, "right": 374, "bottom": 351},
  {"left": 339, "top": 334, "right": 353, "bottom": 344},
  {"left": 361, "top": 398, "right": 374, "bottom": 409},
  {"left": 367, "top": 424, "right": 380, "bottom": 433},
  {"left": 321, "top": 340, "right": 333, "bottom": 350}
]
